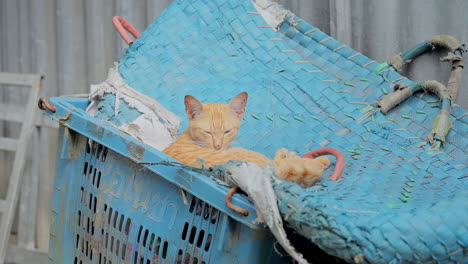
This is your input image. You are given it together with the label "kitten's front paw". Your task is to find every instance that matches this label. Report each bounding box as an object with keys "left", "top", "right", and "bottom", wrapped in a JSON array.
[
  {"left": 315, "top": 156, "right": 331, "bottom": 168},
  {"left": 274, "top": 148, "right": 299, "bottom": 162},
  {"left": 274, "top": 148, "right": 289, "bottom": 161},
  {"left": 275, "top": 157, "right": 327, "bottom": 187}
]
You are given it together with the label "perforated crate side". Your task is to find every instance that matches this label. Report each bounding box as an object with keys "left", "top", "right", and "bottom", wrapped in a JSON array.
[{"left": 49, "top": 126, "right": 286, "bottom": 264}]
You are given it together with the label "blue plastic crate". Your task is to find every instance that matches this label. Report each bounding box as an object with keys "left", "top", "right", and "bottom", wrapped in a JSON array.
[{"left": 46, "top": 97, "right": 288, "bottom": 264}]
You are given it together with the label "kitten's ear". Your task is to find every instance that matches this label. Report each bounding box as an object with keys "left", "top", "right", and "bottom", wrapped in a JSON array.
[
  {"left": 184, "top": 95, "right": 204, "bottom": 120},
  {"left": 229, "top": 92, "right": 248, "bottom": 120}
]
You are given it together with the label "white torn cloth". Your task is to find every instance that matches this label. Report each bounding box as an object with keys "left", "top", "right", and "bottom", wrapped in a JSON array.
[
  {"left": 251, "top": 0, "right": 289, "bottom": 31},
  {"left": 86, "top": 63, "right": 180, "bottom": 150},
  {"left": 224, "top": 162, "right": 309, "bottom": 264}
]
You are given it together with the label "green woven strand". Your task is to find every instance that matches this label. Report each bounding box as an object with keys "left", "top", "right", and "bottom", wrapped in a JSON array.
[
  {"left": 280, "top": 116, "right": 288, "bottom": 122},
  {"left": 373, "top": 62, "right": 389, "bottom": 74},
  {"left": 360, "top": 105, "right": 374, "bottom": 114},
  {"left": 293, "top": 116, "right": 304, "bottom": 122},
  {"left": 403, "top": 187, "right": 412, "bottom": 193},
  {"left": 265, "top": 115, "right": 273, "bottom": 121},
  {"left": 310, "top": 115, "right": 319, "bottom": 120},
  {"left": 344, "top": 82, "right": 354, "bottom": 87},
  {"left": 416, "top": 110, "right": 425, "bottom": 114},
  {"left": 250, "top": 113, "right": 259, "bottom": 120}
]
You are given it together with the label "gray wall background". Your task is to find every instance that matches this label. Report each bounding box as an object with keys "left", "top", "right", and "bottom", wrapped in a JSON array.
[{"left": 0, "top": 0, "right": 467, "bottom": 251}]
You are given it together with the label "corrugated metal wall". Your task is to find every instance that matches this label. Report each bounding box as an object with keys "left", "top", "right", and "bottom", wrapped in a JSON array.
[{"left": 0, "top": 0, "right": 466, "bottom": 251}]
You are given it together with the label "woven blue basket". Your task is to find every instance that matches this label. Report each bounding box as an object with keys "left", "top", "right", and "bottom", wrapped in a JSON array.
[{"left": 108, "top": 0, "right": 468, "bottom": 263}]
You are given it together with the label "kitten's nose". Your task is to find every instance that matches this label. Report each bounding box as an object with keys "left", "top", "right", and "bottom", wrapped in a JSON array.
[{"left": 214, "top": 144, "right": 222, "bottom": 150}]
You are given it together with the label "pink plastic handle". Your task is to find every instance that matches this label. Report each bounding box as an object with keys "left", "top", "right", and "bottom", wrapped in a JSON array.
[
  {"left": 112, "top": 16, "right": 140, "bottom": 44},
  {"left": 302, "top": 148, "right": 344, "bottom": 181}
]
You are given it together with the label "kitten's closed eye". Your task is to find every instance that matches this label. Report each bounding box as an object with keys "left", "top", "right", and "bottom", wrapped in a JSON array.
[
  {"left": 203, "top": 130, "right": 212, "bottom": 135},
  {"left": 224, "top": 129, "right": 232, "bottom": 134}
]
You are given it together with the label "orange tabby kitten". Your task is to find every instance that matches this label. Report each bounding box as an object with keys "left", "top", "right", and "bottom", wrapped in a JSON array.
[{"left": 163, "top": 92, "right": 330, "bottom": 187}]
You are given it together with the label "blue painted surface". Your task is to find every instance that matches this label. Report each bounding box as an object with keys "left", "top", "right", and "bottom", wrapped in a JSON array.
[
  {"left": 95, "top": 0, "right": 468, "bottom": 263},
  {"left": 46, "top": 97, "right": 289, "bottom": 264}
]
